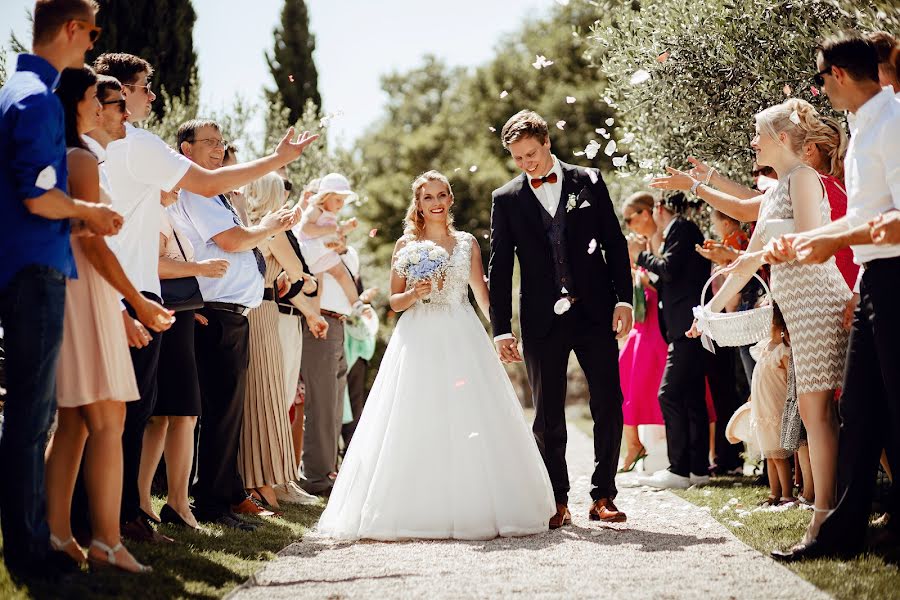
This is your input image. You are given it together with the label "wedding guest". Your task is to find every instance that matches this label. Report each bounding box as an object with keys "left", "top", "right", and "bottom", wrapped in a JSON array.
[
  {"left": 167, "top": 118, "right": 303, "bottom": 528},
  {"left": 631, "top": 193, "right": 712, "bottom": 489},
  {"left": 767, "top": 33, "right": 900, "bottom": 561},
  {"left": 0, "top": 0, "right": 123, "bottom": 577},
  {"left": 47, "top": 64, "right": 172, "bottom": 574},
  {"left": 92, "top": 52, "right": 316, "bottom": 540},
  {"left": 868, "top": 31, "right": 900, "bottom": 93},
  {"left": 618, "top": 193, "right": 666, "bottom": 472},
  {"left": 223, "top": 144, "right": 250, "bottom": 226},
  {"left": 136, "top": 199, "right": 229, "bottom": 530}
]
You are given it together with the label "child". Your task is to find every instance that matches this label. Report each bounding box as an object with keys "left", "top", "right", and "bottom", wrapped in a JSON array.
[
  {"left": 299, "top": 173, "right": 364, "bottom": 311},
  {"left": 749, "top": 302, "right": 796, "bottom": 506}
]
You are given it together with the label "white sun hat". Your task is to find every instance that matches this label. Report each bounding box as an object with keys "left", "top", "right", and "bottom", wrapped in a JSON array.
[{"left": 309, "top": 172, "right": 358, "bottom": 206}]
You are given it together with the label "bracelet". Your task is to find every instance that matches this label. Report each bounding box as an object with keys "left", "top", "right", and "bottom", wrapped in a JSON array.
[
  {"left": 690, "top": 179, "right": 703, "bottom": 195},
  {"left": 703, "top": 167, "right": 716, "bottom": 186}
]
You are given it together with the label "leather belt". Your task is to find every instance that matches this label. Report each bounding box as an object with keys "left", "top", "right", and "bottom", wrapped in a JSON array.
[
  {"left": 262, "top": 287, "right": 277, "bottom": 301},
  {"left": 320, "top": 309, "right": 347, "bottom": 322},
  {"left": 276, "top": 303, "right": 302, "bottom": 317},
  {"left": 205, "top": 301, "right": 251, "bottom": 316}
]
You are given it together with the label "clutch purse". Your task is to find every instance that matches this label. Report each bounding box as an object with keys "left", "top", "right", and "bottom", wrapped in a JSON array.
[
  {"left": 760, "top": 218, "right": 794, "bottom": 245},
  {"left": 160, "top": 229, "right": 204, "bottom": 312}
]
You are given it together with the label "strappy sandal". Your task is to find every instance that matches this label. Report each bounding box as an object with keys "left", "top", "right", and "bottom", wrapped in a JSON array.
[
  {"left": 758, "top": 495, "right": 779, "bottom": 507},
  {"left": 50, "top": 533, "right": 86, "bottom": 565},
  {"left": 88, "top": 539, "right": 152, "bottom": 574}
]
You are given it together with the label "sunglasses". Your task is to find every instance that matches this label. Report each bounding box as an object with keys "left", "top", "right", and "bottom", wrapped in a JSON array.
[
  {"left": 623, "top": 209, "right": 644, "bottom": 224},
  {"left": 125, "top": 82, "right": 153, "bottom": 95},
  {"left": 813, "top": 65, "right": 833, "bottom": 87},
  {"left": 72, "top": 19, "right": 102, "bottom": 43},
  {"left": 100, "top": 98, "right": 127, "bottom": 113}
]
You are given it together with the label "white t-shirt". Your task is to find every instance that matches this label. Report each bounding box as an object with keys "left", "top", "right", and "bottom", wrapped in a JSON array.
[
  {"left": 168, "top": 190, "right": 264, "bottom": 308},
  {"left": 319, "top": 246, "right": 360, "bottom": 315},
  {"left": 104, "top": 123, "right": 191, "bottom": 297}
]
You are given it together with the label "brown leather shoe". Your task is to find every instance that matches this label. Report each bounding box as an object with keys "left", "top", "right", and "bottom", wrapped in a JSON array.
[
  {"left": 549, "top": 504, "right": 571, "bottom": 529},
  {"left": 589, "top": 498, "right": 627, "bottom": 523},
  {"left": 121, "top": 517, "right": 175, "bottom": 544},
  {"left": 231, "top": 497, "right": 275, "bottom": 517}
]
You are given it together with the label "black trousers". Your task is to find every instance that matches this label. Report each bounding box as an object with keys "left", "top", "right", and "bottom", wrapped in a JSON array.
[
  {"left": 340, "top": 358, "right": 368, "bottom": 449},
  {"left": 705, "top": 343, "right": 743, "bottom": 471},
  {"left": 193, "top": 309, "right": 249, "bottom": 514},
  {"left": 819, "top": 257, "right": 900, "bottom": 551},
  {"left": 659, "top": 336, "right": 709, "bottom": 477},
  {"left": 522, "top": 304, "right": 623, "bottom": 505}
]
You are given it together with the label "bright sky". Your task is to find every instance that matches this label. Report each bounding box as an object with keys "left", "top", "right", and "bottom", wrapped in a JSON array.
[{"left": 1, "top": 0, "right": 551, "bottom": 150}]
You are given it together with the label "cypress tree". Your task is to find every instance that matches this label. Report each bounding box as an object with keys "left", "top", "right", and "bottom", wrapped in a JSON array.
[
  {"left": 89, "top": 0, "right": 198, "bottom": 118},
  {"left": 266, "top": 0, "right": 321, "bottom": 124}
]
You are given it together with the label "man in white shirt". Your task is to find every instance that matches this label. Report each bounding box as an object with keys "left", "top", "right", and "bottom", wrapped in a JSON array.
[
  {"left": 93, "top": 52, "right": 316, "bottom": 542},
  {"left": 769, "top": 34, "right": 900, "bottom": 562}
]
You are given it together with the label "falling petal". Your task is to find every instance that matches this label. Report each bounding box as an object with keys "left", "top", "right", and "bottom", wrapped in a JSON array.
[
  {"left": 561, "top": 286, "right": 569, "bottom": 294},
  {"left": 601, "top": 130, "right": 611, "bottom": 140},
  {"left": 622, "top": 132, "right": 635, "bottom": 144},
  {"left": 783, "top": 84, "right": 792, "bottom": 96},
  {"left": 556, "top": 120, "right": 566, "bottom": 130},
  {"left": 566, "top": 96, "right": 576, "bottom": 104},
  {"left": 629, "top": 69, "right": 651, "bottom": 85},
  {"left": 588, "top": 239, "right": 597, "bottom": 254},
  {"left": 288, "top": 74, "right": 295, "bottom": 83},
  {"left": 469, "top": 165, "right": 478, "bottom": 173},
  {"left": 553, "top": 297, "right": 572, "bottom": 315},
  {"left": 604, "top": 140, "right": 617, "bottom": 156},
  {"left": 605, "top": 117, "right": 614, "bottom": 126},
  {"left": 489, "top": 126, "right": 496, "bottom": 132},
  {"left": 368, "top": 228, "right": 378, "bottom": 238},
  {"left": 454, "top": 167, "right": 461, "bottom": 172},
  {"left": 810, "top": 85, "right": 820, "bottom": 96},
  {"left": 657, "top": 51, "right": 670, "bottom": 63},
  {"left": 595, "top": 128, "right": 605, "bottom": 135},
  {"left": 573, "top": 150, "right": 586, "bottom": 157},
  {"left": 482, "top": 233, "right": 489, "bottom": 239},
  {"left": 456, "top": 379, "right": 467, "bottom": 388},
  {"left": 584, "top": 140, "right": 601, "bottom": 159},
  {"left": 532, "top": 55, "right": 554, "bottom": 70},
  {"left": 468, "top": 432, "right": 479, "bottom": 438},
  {"left": 500, "top": 90, "right": 509, "bottom": 99},
  {"left": 612, "top": 154, "right": 628, "bottom": 167},
  {"left": 587, "top": 169, "right": 598, "bottom": 183}
]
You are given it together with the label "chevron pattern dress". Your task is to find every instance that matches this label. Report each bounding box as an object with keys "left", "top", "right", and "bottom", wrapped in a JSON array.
[{"left": 758, "top": 166, "right": 851, "bottom": 394}]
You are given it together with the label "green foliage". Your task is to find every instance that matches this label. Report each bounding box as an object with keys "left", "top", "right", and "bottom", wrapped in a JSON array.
[
  {"left": 266, "top": 0, "right": 321, "bottom": 126},
  {"left": 589, "top": 0, "right": 900, "bottom": 187},
  {"left": 90, "top": 0, "right": 199, "bottom": 119},
  {"left": 143, "top": 74, "right": 200, "bottom": 148}
]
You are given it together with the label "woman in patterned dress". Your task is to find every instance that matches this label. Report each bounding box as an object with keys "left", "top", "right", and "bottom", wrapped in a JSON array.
[{"left": 668, "top": 99, "right": 851, "bottom": 545}]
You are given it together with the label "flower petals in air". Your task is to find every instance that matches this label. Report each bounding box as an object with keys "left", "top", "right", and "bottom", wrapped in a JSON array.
[
  {"left": 622, "top": 132, "right": 635, "bottom": 144},
  {"left": 612, "top": 154, "right": 628, "bottom": 167},
  {"left": 532, "top": 55, "right": 554, "bottom": 70},
  {"left": 605, "top": 117, "right": 615, "bottom": 126},
  {"left": 630, "top": 69, "right": 651, "bottom": 85},
  {"left": 556, "top": 120, "right": 566, "bottom": 130},
  {"left": 657, "top": 51, "right": 670, "bottom": 63},
  {"left": 566, "top": 96, "right": 576, "bottom": 104},
  {"left": 456, "top": 379, "right": 466, "bottom": 388},
  {"left": 588, "top": 239, "right": 597, "bottom": 254},
  {"left": 489, "top": 126, "right": 496, "bottom": 132},
  {"left": 604, "top": 140, "right": 617, "bottom": 156},
  {"left": 553, "top": 297, "right": 572, "bottom": 315},
  {"left": 288, "top": 74, "right": 295, "bottom": 83},
  {"left": 573, "top": 150, "right": 586, "bottom": 157},
  {"left": 810, "top": 86, "right": 820, "bottom": 96},
  {"left": 469, "top": 165, "right": 478, "bottom": 173},
  {"left": 584, "top": 140, "right": 601, "bottom": 159},
  {"left": 500, "top": 90, "right": 509, "bottom": 99},
  {"left": 368, "top": 228, "right": 378, "bottom": 238}
]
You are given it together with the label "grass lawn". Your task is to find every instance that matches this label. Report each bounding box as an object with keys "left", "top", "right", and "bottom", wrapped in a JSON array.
[{"left": 0, "top": 497, "right": 323, "bottom": 600}]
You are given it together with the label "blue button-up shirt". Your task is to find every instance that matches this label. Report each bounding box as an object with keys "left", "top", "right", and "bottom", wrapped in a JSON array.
[{"left": 0, "top": 54, "right": 75, "bottom": 289}]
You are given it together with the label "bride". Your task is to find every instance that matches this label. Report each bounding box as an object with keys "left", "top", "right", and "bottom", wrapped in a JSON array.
[{"left": 316, "top": 170, "right": 555, "bottom": 541}]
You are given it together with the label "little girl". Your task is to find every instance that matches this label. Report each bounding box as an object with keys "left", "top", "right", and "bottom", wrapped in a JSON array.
[
  {"left": 749, "top": 302, "right": 796, "bottom": 506},
  {"left": 299, "top": 173, "right": 363, "bottom": 310}
]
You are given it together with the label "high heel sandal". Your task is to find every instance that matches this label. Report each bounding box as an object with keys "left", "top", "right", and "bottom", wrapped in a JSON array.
[
  {"left": 88, "top": 539, "right": 152, "bottom": 574},
  {"left": 618, "top": 447, "right": 648, "bottom": 473},
  {"left": 50, "top": 533, "right": 86, "bottom": 565}
]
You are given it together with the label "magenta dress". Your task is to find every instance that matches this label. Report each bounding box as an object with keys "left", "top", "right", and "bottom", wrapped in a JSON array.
[{"left": 619, "top": 279, "right": 666, "bottom": 426}]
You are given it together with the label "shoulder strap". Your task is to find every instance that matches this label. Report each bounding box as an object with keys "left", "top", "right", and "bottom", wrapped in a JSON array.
[{"left": 171, "top": 227, "right": 189, "bottom": 262}]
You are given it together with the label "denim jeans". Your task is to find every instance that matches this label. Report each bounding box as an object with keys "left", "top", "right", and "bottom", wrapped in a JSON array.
[{"left": 0, "top": 265, "right": 66, "bottom": 569}]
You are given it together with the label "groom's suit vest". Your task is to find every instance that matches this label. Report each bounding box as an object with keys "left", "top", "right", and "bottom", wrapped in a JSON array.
[{"left": 539, "top": 200, "right": 575, "bottom": 296}]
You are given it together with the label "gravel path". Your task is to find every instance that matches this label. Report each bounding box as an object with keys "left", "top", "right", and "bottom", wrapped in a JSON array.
[{"left": 229, "top": 427, "right": 830, "bottom": 600}]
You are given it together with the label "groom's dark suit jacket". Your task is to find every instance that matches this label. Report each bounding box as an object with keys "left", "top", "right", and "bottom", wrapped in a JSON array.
[{"left": 488, "top": 161, "right": 632, "bottom": 340}]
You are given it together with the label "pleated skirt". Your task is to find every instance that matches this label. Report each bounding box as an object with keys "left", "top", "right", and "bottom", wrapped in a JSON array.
[{"left": 239, "top": 299, "right": 296, "bottom": 488}]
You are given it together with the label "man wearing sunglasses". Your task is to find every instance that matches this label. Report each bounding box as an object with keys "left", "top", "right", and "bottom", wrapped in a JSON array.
[{"left": 0, "top": 0, "right": 124, "bottom": 579}]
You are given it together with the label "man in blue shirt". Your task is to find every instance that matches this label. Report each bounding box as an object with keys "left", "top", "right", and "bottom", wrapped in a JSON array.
[{"left": 0, "top": 0, "right": 123, "bottom": 578}]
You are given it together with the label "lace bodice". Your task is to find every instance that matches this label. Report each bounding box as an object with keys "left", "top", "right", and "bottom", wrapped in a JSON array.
[{"left": 404, "top": 231, "right": 473, "bottom": 309}]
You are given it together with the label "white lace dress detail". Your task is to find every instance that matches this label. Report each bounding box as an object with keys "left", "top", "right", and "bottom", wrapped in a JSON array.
[{"left": 405, "top": 231, "right": 473, "bottom": 311}]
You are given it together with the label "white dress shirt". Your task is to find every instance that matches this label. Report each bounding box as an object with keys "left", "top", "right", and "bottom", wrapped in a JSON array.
[
  {"left": 104, "top": 123, "right": 192, "bottom": 297},
  {"left": 843, "top": 88, "right": 900, "bottom": 264},
  {"left": 319, "top": 246, "right": 360, "bottom": 316}
]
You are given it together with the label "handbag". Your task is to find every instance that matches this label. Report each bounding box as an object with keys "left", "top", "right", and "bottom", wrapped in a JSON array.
[
  {"left": 760, "top": 218, "right": 795, "bottom": 245},
  {"left": 160, "top": 229, "right": 204, "bottom": 312}
]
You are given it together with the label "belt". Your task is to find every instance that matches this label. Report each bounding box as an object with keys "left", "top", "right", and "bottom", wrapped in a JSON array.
[
  {"left": 205, "top": 301, "right": 251, "bottom": 316},
  {"left": 262, "top": 287, "right": 277, "bottom": 301},
  {"left": 276, "top": 303, "right": 303, "bottom": 317},
  {"left": 320, "top": 309, "right": 347, "bottom": 321}
]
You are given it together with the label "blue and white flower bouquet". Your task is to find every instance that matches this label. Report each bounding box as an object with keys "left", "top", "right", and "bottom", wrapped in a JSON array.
[{"left": 393, "top": 240, "right": 451, "bottom": 303}]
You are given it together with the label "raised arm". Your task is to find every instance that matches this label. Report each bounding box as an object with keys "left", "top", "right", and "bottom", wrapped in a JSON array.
[
  {"left": 651, "top": 166, "right": 763, "bottom": 223},
  {"left": 468, "top": 237, "right": 491, "bottom": 320}
]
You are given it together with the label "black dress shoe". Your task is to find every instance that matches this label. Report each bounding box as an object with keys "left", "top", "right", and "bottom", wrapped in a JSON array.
[
  {"left": 160, "top": 504, "right": 198, "bottom": 529},
  {"left": 139, "top": 507, "right": 161, "bottom": 524},
  {"left": 215, "top": 513, "right": 257, "bottom": 531},
  {"left": 228, "top": 511, "right": 260, "bottom": 529},
  {"left": 771, "top": 539, "right": 838, "bottom": 562}
]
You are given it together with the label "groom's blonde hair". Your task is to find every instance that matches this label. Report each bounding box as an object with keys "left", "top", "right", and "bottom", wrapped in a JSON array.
[{"left": 404, "top": 170, "right": 455, "bottom": 239}]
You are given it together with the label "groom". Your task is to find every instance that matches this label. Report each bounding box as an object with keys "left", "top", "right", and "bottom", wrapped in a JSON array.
[{"left": 489, "top": 110, "right": 634, "bottom": 528}]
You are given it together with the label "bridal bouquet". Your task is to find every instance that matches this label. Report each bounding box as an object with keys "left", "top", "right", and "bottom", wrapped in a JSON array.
[{"left": 393, "top": 240, "right": 451, "bottom": 302}]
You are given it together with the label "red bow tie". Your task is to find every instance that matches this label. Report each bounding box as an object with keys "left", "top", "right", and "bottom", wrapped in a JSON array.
[{"left": 530, "top": 172, "right": 558, "bottom": 189}]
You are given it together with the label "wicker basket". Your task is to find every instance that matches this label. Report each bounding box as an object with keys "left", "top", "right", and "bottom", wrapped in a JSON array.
[{"left": 694, "top": 273, "right": 773, "bottom": 348}]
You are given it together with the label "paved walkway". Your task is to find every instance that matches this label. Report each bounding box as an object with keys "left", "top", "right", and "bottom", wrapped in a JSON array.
[{"left": 230, "top": 428, "right": 830, "bottom": 599}]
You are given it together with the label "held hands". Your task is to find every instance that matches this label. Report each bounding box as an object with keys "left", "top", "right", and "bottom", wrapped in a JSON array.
[
  {"left": 83, "top": 203, "right": 124, "bottom": 236},
  {"left": 763, "top": 234, "right": 802, "bottom": 265},
  {"left": 273, "top": 127, "right": 319, "bottom": 167},
  {"left": 870, "top": 211, "right": 900, "bottom": 245},
  {"left": 843, "top": 293, "right": 859, "bottom": 331},
  {"left": 123, "top": 312, "right": 151, "bottom": 348},
  {"left": 612, "top": 305, "right": 633, "bottom": 340},
  {"left": 134, "top": 296, "right": 175, "bottom": 333},
  {"left": 495, "top": 337, "right": 523, "bottom": 364},
  {"left": 792, "top": 235, "right": 841, "bottom": 265},
  {"left": 301, "top": 273, "right": 318, "bottom": 295},
  {"left": 197, "top": 258, "right": 229, "bottom": 278}
]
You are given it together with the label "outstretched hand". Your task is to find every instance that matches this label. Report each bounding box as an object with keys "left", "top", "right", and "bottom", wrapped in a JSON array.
[
  {"left": 274, "top": 127, "right": 319, "bottom": 167},
  {"left": 649, "top": 166, "right": 696, "bottom": 192}
]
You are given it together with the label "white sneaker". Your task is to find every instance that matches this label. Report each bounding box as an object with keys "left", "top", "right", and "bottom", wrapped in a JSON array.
[
  {"left": 689, "top": 473, "right": 711, "bottom": 487},
  {"left": 637, "top": 469, "right": 690, "bottom": 489},
  {"left": 274, "top": 481, "right": 320, "bottom": 505}
]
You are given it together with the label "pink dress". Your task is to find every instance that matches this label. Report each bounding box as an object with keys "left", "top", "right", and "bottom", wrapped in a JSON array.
[{"left": 299, "top": 209, "right": 341, "bottom": 273}]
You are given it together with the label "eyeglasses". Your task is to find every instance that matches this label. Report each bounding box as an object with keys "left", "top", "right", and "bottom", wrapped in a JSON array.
[
  {"left": 72, "top": 19, "right": 102, "bottom": 43},
  {"left": 100, "top": 98, "right": 127, "bottom": 113},
  {"left": 813, "top": 65, "right": 833, "bottom": 87},
  {"left": 125, "top": 82, "right": 153, "bottom": 95},
  {"left": 189, "top": 138, "right": 228, "bottom": 149},
  {"left": 623, "top": 209, "right": 644, "bottom": 224}
]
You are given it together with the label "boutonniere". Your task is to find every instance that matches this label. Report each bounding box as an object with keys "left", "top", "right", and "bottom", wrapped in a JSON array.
[{"left": 566, "top": 193, "right": 577, "bottom": 213}]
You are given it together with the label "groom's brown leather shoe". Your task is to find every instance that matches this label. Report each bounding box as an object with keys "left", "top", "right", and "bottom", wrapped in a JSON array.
[
  {"left": 549, "top": 504, "right": 571, "bottom": 529},
  {"left": 589, "top": 498, "right": 627, "bottom": 523}
]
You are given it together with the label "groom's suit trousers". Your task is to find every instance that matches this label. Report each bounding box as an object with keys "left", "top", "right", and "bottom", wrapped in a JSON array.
[{"left": 523, "top": 303, "right": 623, "bottom": 505}]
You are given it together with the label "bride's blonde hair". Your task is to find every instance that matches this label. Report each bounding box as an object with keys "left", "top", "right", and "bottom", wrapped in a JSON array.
[{"left": 403, "top": 170, "right": 456, "bottom": 239}]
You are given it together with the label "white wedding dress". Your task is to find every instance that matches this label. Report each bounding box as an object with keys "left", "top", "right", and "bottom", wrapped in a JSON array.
[{"left": 316, "top": 231, "right": 555, "bottom": 541}]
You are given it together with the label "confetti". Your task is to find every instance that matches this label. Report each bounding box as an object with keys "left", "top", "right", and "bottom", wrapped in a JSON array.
[
  {"left": 621, "top": 132, "right": 635, "bottom": 144},
  {"left": 468, "top": 432, "right": 479, "bottom": 438},
  {"left": 587, "top": 169, "right": 598, "bottom": 183},
  {"left": 368, "top": 228, "right": 378, "bottom": 238},
  {"left": 489, "top": 126, "right": 496, "bottom": 132},
  {"left": 810, "top": 85, "right": 820, "bottom": 96},
  {"left": 630, "top": 69, "right": 651, "bottom": 85},
  {"left": 588, "top": 239, "right": 597, "bottom": 254},
  {"left": 605, "top": 117, "right": 615, "bottom": 126},
  {"left": 455, "top": 379, "right": 467, "bottom": 388},
  {"left": 566, "top": 96, "right": 576, "bottom": 104},
  {"left": 556, "top": 120, "right": 566, "bottom": 130},
  {"left": 288, "top": 74, "right": 295, "bottom": 83},
  {"left": 454, "top": 167, "right": 461, "bottom": 172},
  {"left": 482, "top": 233, "right": 489, "bottom": 239},
  {"left": 500, "top": 90, "right": 509, "bottom": 99},
  {"left": 561, "top": 286, "right": 569, "bottom": 294},
  {"left": 469, "top": 165, "right": 478, "bottom": 173},
  {"left": 584, "top": 140, "right": 601, "bottom": 159},
  {"left": 600, "top": 130, "right": 611, "bottom": 140},
  {"left": 612, "top": 154, "right": 628, "bottom": 167},
  {"left": 783, "top": 84, "right": 792, "bottom": 96},
  {"left": 657, "top": 51, "right": 670, "bottom": 63},
  {"left": 553, "top": 297, "right": 572, "bottom": 315},
  {"left": 604, "top": 140, "right": 617, "bottom": 156},
  {"left": 532, "top": 55, "right": 554, "bottom": 70},
  {"left": 573, "top": 150, "right": 586, "bottom": 157}
]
